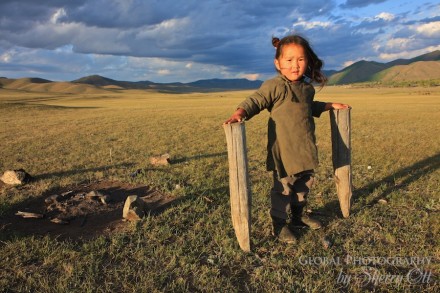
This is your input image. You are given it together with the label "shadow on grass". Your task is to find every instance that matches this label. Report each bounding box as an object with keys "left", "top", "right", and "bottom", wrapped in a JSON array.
[
  {"left": 1, "top": 101, "right": 101, "bottom": 109},
  {"left": 170, "top": 152, "right": 227, "bottom": 164},
  {"left": 33, "top": 163, "right": 136, "bottom": 180},
  {"left": 315, "top": 152, "right": 440, "bottom": 223},
  {"left": 353, "top": 152, "right": 440, "bottom": 206},
  {"left": 150, "top": 184, "right": 230, "bottom": 214}
]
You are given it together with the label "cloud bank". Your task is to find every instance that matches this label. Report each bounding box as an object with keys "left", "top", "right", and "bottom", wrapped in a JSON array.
[{"left": 0, "top": 0, "right": 439, "bottom": 82}]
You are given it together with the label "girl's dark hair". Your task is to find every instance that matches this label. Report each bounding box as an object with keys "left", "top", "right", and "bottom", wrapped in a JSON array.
[{"left": 272, "top": 35, "right": 327, "bottom": 86}]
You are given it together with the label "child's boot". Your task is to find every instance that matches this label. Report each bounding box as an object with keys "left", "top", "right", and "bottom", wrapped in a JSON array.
[
  {"left": 291, "top": 203, "right": 322, "bottom": 230},
  {"left": 271, "top": 216, "right": 297, "bottom": 244}
]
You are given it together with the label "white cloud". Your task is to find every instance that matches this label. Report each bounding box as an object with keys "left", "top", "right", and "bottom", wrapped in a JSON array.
[
  {"left": 384, "top": 37, "right": 412, "bottom": 51},
  {"left": 343, "top": 60, "right": 355, "bottom": 67},
  {"left": 375, "top": 12, "right": 395, "bottom": 21},
  {"left": 1, "top": 0, "right": 439, "bottom": 82},
  {"left": 54, "top": 45, "right": 74, "bottom": 53},
  {"left": 50, "top": 8, "right": 66, "bottom": 24},
  {"left": 158, "top": 18, "right": 188, "bottom": 30},
  {"left": 135, "top": 17, "right": 191, "bottom": 43},
  {"left": 358, "top": 12, "right": 395, "bottom": 26},
  {"left": 0, "top": 50, "right": 14, "bottom": 62},
  {"left": 158, "top": 69, "right": 171, "bottom": 75},
  {"left": 240, "top": 73, "right": 260, "bottom": 81},
  {"left": 294, "top": 18, "right": 332, "bottom": 29},
  {"left": 378, "top": 44, "right": 440, "bottom": 61},
  {"left": 341, "top": 57, "right": 376, "bottom": 68},
  {"left": 415, "top": 21, "right": 440, "bottom": 38},
  {"left": 1, "top": 54, "right": 11, "bottom": 62}
]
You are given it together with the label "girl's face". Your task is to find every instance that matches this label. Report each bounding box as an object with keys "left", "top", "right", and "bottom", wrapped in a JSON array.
[{"left": 274, "top": 43, "right": 308, "bottom": 82}]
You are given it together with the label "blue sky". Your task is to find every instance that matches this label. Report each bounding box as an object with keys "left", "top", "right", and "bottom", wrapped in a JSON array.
[{"left": 0, "top": 0, "right": 439, "bottom": 83}]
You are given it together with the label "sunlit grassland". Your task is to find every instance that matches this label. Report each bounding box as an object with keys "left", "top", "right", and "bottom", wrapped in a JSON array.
[{"left": 0, "top": 86, "right": 439, "bottom": 292}]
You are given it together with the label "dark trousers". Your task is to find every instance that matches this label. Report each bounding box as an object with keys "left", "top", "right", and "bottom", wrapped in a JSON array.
[{"left": 270, "top": 170, "right": 315, "bottom": 220}]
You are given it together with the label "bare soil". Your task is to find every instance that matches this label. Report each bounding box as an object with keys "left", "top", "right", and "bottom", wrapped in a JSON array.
[{"left": 0, "top": 180, "right": 175, "bottom": 241}]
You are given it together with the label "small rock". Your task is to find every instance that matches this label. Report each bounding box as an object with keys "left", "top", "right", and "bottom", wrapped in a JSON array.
[
  {"left": 76, "top": 193, "right": 86, "bottom": 200},
  {"left": 149, "top": 153, "right": 171, "bottom": 166},
  {"left": 50, "top": 218, "right": 69, "bottom": 225},
  {"left": 86, "top": 190, "right": 111, "bottom": 204},
  {"left": 48, "top": 191, "right": 74, "bottom": 202},
  {"left": 207, "top": 256, "right": 216, "bottom": 265},
  {"left": 378, "top": 198, "right": 388, "bottom": 205},
  {"left": 86, "top": 190, "right": 101, "bottom": 198},
  {"left": 44, "top": 194, "right": 60, "bottom": 204},
  {"left": 15, "top": 211, "right": 44, "bottom": 219},
  {"left": 122, "top": 195, "right": 146, "bottom": 221},
  {"left": 0, "top": 169, "right": 32, "bottom": 185},
  {"left": 61, "top": 191, "right": 74, "bottom": 198},
  {"left": 367, "top": 165, "right": 372, "bottom": 170}
]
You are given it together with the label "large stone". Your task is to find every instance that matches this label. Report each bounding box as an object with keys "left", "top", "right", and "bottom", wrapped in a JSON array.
[
  {"left": 149, "top": 153, "right": 171, "bottom": 166},
  {"left": 0, "top": 169, "right": 32, "bottom": 185},
  {"left": 122, "top": 195, "right": 146, "bottom": 221}
]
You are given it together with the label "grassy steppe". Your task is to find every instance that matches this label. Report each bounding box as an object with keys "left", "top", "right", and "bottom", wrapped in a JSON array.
[{"left": 1, "top": 85, "right": 439, "bottom": 292}]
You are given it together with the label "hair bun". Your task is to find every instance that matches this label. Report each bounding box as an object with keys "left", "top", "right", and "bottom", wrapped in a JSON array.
[{"left": 272, "top": 37, "right": 280, "bottom": 48}]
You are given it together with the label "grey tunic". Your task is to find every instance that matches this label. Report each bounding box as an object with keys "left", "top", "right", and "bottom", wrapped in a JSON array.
[{"left": 238, "top": 75, "right": 327, "bottom": 178}]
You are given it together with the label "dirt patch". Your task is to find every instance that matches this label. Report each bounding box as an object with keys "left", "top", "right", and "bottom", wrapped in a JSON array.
[{"left": 0, "top": 180, "right": 175, "bottom": 241}]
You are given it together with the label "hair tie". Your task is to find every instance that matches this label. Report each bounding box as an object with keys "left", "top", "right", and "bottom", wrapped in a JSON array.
[{"left": 272, "top": 37, "right": 280, "bottom": 49}]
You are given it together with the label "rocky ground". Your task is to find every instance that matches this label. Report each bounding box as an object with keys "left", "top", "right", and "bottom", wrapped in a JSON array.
[{"left": 0, "top": 180, "right": 175, "bottom": 241}]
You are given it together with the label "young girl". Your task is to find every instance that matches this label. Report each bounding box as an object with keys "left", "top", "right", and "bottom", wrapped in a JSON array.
[{"left": 224, "top": 35, "right": 349, "bottom": 243}]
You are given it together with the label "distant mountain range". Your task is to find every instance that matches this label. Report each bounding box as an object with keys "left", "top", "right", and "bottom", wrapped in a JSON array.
[
  {"left": 72, "top": 75, "right": 263, "bottom": 92},
  {"left": 0, "top": 75, "right": 264, "bottom": 94},
  {"left": 1, "top": 50, "right": 439, "bottom": 94}
]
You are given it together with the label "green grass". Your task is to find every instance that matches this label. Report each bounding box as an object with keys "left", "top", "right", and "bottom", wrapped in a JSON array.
[{"left": 1, "top": 86, "right": 439, "bottom": 292}]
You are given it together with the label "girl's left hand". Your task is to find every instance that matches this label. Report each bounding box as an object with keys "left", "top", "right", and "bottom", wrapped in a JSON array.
[{"left": 331, "top": 103, "right": 350, "bottom": 109}]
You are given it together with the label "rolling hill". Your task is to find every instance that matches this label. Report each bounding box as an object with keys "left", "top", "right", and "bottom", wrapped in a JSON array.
[
  {"left": 73, "top": 75, "right": 263, "bottom": 92},
  {"left": 0, "top": 77, "right": 110, "bottom": 94},
  {"left": 73, "top": 75, "right": 155, "bottom": 89},
  {"left": 328, "top": 50, "right": 440, "bottom": 84},
  {"left": 372, "top": 61, "right": 440, "bottom": 82}
]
